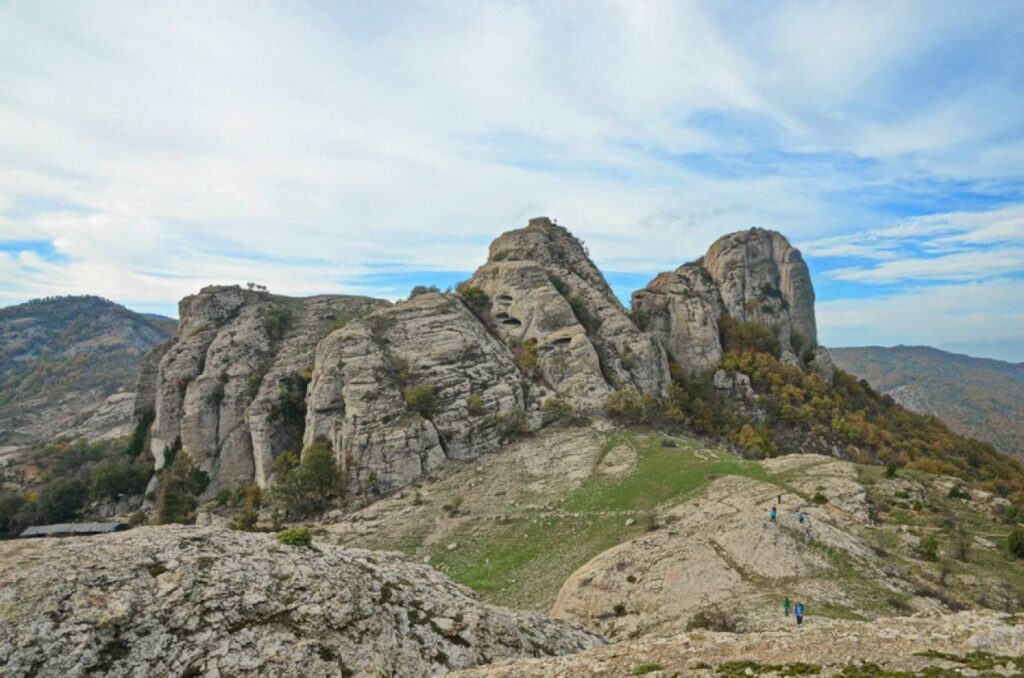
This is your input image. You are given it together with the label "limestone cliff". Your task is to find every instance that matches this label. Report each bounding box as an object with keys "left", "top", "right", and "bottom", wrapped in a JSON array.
[
  {"left": 634, "top": 227, "right": 820, "bottom": 374},
  {"left": 304, "top": 292, "right": 527, "bottom": 496},
  {"left": 468, "top": 217, "right": 667, "bottom": 412},
  {"left": 138, "top": 286, "right": 387, "bottom": 493}
]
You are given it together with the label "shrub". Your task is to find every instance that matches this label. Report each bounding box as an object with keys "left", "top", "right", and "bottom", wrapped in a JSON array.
[
  {"left": 510, "top": 338, "right": 539, "bottom": 376},
  {"left": 1009, "top": 527, "right": 1024, "bottom": 559},
  {"left": 457, "top": 286, "right": 489, "bottom": 313},
  {"left": 276, "top": 527, "right": 312, "bottom": 547},
  {"left": 884, "top": 461, "right": 899, "bottom": 478},
  {"left": 627, "top": 307, "right": 649, "bottom": 331},
  {"left": 811, "top": 491, "right": 828, "bottom": 505},
  {"left": 495, "top": 408, "right": 528, "bottom": 441},
  {"left": 230, "top": 484, "right": 262, "bottom": 531},
  {"left": 541, "top": 396, "right": 572, "bottom": 425},
  {"left": 90, "top": 456, "right": 151, "bottom": 501},
  {"left": 272, "top": 438, "right": 345, "bottom": 517},
  {"left": 466, "top": 394, "right": 485, "bottom": 416},
  {"left": 631, "top": 663, "right": 664, "bottom": 676},
  {"left": 718, "top": 315, "right": 781, "bottom": 358},
  {"left": 156, "top": 454, "right": 209, "bottom": 525},
  {"left": 686, "top": 605, "right": 739, "bottom": 632},
  {"left": 604, "top": 388, "right": 658, "bottom": 425},
  {"left": 919, "top": 534, "right": 940, "bottom": 561},
  {"left": 735, "top": 423, "right": 777, "bottom": 459},
  {"left": 263, "top": 305, "right": 293, "bottom": 341},
  {"left": 948, "top": 485, "right": 971, "bottom": 500},
  {"left": 37, "top": 477, "right": 88, "bottom": 523},
  {"left": 404, "top": 384, "right": 437, "bottom": 418},
  {"left": 409, "top": 285, "right": 440, "bottom": 298}
]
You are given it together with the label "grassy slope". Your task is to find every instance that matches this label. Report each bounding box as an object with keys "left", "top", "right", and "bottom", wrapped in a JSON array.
[{"left": 333, "top": 428, "right": 1024, "bottom": 619}]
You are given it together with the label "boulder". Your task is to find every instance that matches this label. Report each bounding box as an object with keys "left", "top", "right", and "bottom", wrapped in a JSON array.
[{"left": 0, "top": 526, "right": 602, "bottom": 677}]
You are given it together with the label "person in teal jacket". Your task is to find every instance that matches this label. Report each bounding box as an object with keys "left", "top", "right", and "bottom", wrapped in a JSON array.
[{"left": 794, "top": 602, "right": 805, "bottom": 626}]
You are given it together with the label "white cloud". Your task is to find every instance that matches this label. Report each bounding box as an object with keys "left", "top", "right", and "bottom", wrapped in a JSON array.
[
  {"left": 818, "top": 278, "right": 1024, "bottom": 362},
  {"left": 0, "top": 1, "right": 1022, "bottom": 357}
]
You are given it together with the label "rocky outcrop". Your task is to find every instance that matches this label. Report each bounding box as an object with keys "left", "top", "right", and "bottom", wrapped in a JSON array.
[
  {"left": 453, "top": 611, "right": 1024, "bottom": 677},
  {"left": 0, "top": 526, "right": 603, "bottom": 677},
  {"left": 145, "top": 286, "right": 387, "bottom": 493},
  {"left": 633, "top": 228, "right": 819, "bottom": 374},
  {"left": 468, "top": 217, "right": 667, "bottom": 412},
  {"left": 305, "top": 292, "right": 526, "bottom": 496},
  {"left": 550, "top": 455, "right": 938, "bottom": 640}
]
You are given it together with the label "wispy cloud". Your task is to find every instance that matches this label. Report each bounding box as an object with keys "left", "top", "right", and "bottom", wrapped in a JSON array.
[{"left": 0, "top": 1, "right": 1022, "bottom": 358}]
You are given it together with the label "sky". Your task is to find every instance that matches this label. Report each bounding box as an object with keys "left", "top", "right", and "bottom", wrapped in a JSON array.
[{"left": 1, "top": 1, "right": 1022, "bottom": 361}]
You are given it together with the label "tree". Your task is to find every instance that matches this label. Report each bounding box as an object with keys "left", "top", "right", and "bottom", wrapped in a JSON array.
[
  {"left": 37, "top": 477, "right": 88, "bottom": 523},
  {"left": 409, "top": 285, "right": 440, "bottom": 298},
  {"left": 156, "top": 454, "right": 209, "bottom": 524},
  {"left": 271, "top": 438, "right": 345, "bottom": 517}
]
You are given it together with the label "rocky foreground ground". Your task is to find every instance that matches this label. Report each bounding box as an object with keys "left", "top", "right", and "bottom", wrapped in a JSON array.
[
  {"left": 453, "top": 611, "right": 1024, "bottom": 676},
  {"left": 0, "top": 527, "right": 601, "bottom": 677}
]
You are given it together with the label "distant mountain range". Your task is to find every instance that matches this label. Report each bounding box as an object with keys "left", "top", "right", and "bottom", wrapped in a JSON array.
[
  {"left": 831, "top": 345, "right": 1024, "bottom": 460},
  {"left": 0, "top": 296, "right": 175, "bottom": 447}
]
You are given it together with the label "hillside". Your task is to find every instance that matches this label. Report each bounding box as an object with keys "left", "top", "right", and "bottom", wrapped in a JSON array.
[
  {"left": 832, "top": 346, "right": 1024, "bottom": 460},
  {"left": 0, "top": 296, "right": 174, "bottom": 446}
]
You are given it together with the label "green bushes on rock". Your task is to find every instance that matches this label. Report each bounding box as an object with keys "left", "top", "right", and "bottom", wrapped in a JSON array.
[
  {"left": 404, "top": 384, "right": 438, "bottom": 418},
  {"left": 457, "top": 285, "right": 489, "bottom": 314},
  {"left": 276, "top": 526, "right": 312, "bottom": 547},
  {"left": 409, "top": 285, "right": 440, "bottom": 298},
  {"left": 156, "top": 454, "right": 209, "bottom": 525},
  {"left": 1009, "top": 527, "right": 1024, "bottom": 559},
  {"left": 604, "top": 388, "right": 659, "bottom": 426},
  {"left": 271, "top": 438, "right": 346, "bottom": 517},
  {"left": 541, "top": 396, "right": 573, "bottom": 425},
  {"left": 495, "top": 408, "right": 528, "bottom": 442},
  {"left": 262, "top": 305, "right": 293, "bottom": 341}
]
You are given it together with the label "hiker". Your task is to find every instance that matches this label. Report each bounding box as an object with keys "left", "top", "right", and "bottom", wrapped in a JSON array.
[
  {"left": 795, "top": 602, "right": 805, "bottom": 626},
  {"left": 778, "top": 493, "right": 782, "bottom": 504},
  {"left": 803, "top": 528, "right": 812, "bottom": 544},
  {"left": 770, "top": 506, "right": 777, "bottom": 523},
  {"left": 798, "top": 511, "right": 806, "bottom": 524},
  {"left": 783, "top": 598, "right": 792, "bottom": 616}
]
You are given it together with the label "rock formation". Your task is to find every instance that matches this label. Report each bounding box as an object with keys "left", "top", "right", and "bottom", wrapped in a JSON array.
[
  {"left": 139, "top": 286, "right": 387, "bottom": 493},
  {"left": 134, "top": 220, "right": 834, "bottom": 502},
  {"left": 452, "top": 611, "right": 1024, "bottom": 677},
  {"left": 304, "top": 292, "right": 527, "bottom": 496},
  {"left": 0, "top": 526, "right": 602, "bottom": 677},
  {"left": 634, "top": 227, "right": 820, "bottom": 373},
  {"left": 468, "top": 217, "right": 667, "bottom": 411}
]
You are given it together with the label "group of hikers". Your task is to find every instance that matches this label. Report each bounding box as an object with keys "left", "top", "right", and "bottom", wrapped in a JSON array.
[
  {"left": 768, "top": 493, "right": 813, "bottom": 543},
  {"left": 783, "top": 598, "right": 806, "bottom": 625},
  {"left": 770, "top": 493, "right": 810, "bottom": 627}
]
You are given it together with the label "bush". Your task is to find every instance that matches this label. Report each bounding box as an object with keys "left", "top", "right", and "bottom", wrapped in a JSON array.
[
  {"left": 404, "top": 384, "right": 437, "bottom": 418},
  {"left": 686, "top": 605, "right": 739, "bottom": 632},
  {"left": 230, "top": 484, "right": 262, "bottom": 531},
  {"left": 718, "top": 315, "right": 781, "bottom": 358},
  {"left": 263, "top": 305, "right": 293, "bottom": 341},
  {"left": 948, "top": 485, "right": 971, "bottom": 500},
  {"left": 495, "top": 408, "right": 528, "bottom": 441},
  {"left": 631, "top": 663, "right": 664, "bottom": 676},
  {"left": 541, "top": 396, "right": 572, "bottom": 425},
  {"left": 457, "top": 286, "right": 489, "bottom": 313},
  {"left": 1009, "top": 527, "right": 1024, "bottom": 559},
  {"left": 37, "top": 477, "right": 88, "bottom": 523},
  {"left": 885, "top": 461, "right": 899, "bottom": 478},
  {"left": 466, "top": 394, "right": 485, "bottom": 416},
  {"left": 409, "top": 285, "right": 440, "bottom": 298},
  {"left": 510, "top": 338, "right": 539, "bottom": 376},
  {"left": 812, "top": 492, "right": 828, "bottom": 505},
  {"left": 604, "top": 388, "right": 658, "bottom": 425},
  {"left": 272, "top": 438, "right": 345, "bottom": 517},
  {"left": 627, "top": 307, "right": 649, "bottom": 331},
  {"left": 735, "top": 423, "right": 777, "bottom": 459},
  {"left": 90, "top": 456, "right": 150, "bottom": 501},
  {"left": 156, "top": 454, "right": 209, "bottom": 525},
  {"left": 276, "top": 527, "right": 312, "bottom": 547},
  {"left": 919, "top": 534, "right": 940, "bottom": 561}
]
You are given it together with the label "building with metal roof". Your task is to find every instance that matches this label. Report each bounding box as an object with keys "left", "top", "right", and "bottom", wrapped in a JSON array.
[{"left": 20, "top": 522, "right": 130, "bottom": 538}]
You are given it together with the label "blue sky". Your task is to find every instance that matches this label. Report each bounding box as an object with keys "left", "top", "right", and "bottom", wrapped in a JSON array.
[{"left": 1, "top": 1, "right": 1022, "bottom": 360}]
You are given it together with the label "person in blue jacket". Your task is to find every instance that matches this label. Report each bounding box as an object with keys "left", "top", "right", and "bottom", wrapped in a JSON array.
[
  {"left": 794, "top": 601, "right": 805, "bottom": 626},
  {"left": 769, "top": 506, "right": 777, "bottom": 523}
]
